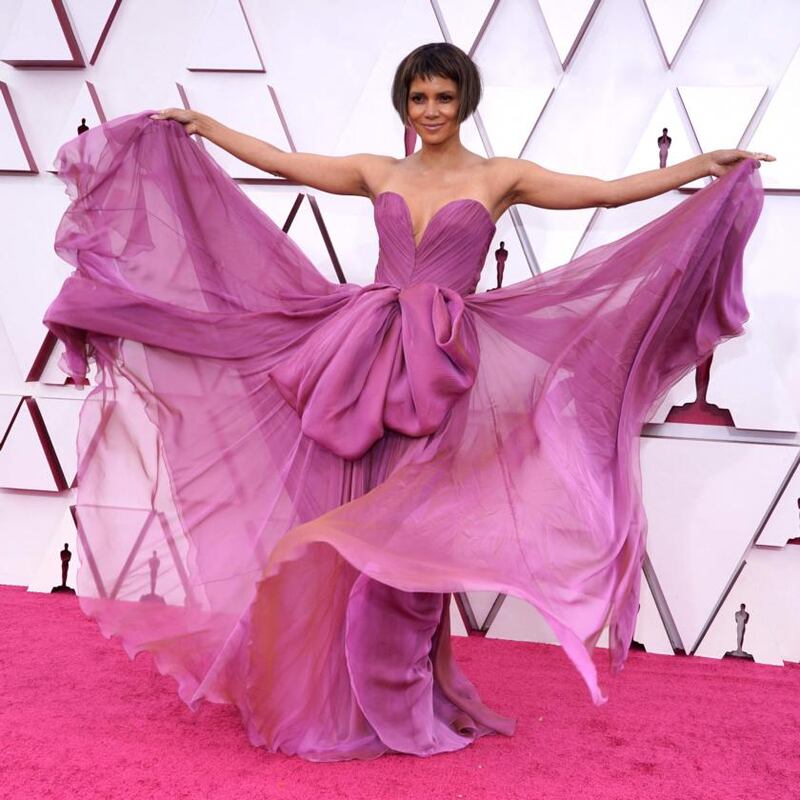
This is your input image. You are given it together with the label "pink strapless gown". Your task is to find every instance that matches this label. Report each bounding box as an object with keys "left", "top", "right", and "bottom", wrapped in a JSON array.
[{"left": 44, "top": 112, "right": 763, "bottom": 761}]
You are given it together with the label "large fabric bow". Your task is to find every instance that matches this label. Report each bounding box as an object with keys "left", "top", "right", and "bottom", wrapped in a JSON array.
[{"left": 268, "top": 282, "right": 480, "bottom": 460}]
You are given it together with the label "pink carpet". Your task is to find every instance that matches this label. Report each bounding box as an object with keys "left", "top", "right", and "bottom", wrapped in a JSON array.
[{"left": 3, "top": 584, "right": 798, "bottom": 799}]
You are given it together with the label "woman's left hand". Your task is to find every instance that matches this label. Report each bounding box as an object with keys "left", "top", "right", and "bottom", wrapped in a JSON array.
[{"left": 705, "top": 148, "right": 776, "bottom": 178}]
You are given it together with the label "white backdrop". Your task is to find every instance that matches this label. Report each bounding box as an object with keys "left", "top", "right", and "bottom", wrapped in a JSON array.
[{"left": 0, "top": 0, "right": 798, "bottom": 667}]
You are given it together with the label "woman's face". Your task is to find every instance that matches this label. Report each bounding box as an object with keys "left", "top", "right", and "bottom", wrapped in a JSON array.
[{"left": 406, "top": 74, "right": 460, "bottom": 142}]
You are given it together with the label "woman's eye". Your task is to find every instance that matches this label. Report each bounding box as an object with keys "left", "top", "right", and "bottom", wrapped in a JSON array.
[{"left": 411, "top": 95, "right": 453, "bottom": 102}]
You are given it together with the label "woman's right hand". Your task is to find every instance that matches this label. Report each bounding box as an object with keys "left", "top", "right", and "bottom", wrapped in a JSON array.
[{"left": 150, "top": 108, "right": 204, "bottom": 136}]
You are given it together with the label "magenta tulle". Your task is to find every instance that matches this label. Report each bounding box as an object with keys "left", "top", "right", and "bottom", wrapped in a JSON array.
[{"left": 44, "top": 111, "right": 764, "bottom": 760}]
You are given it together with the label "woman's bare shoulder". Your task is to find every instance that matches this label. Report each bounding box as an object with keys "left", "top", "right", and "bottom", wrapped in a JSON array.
[
  {"left": 482, "top": 156, "right": 523, "bottom": 211},
  {"left": 358, "top": 154, "right": 401, "bottom": 199}
]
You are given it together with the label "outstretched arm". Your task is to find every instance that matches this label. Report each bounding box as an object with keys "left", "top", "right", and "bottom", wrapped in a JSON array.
[
  {"left": 150, "top": 108, "right": 391, "bottom": 197},
  {"left": 497, "top": 149, "right": 775, "bottom": 210}
]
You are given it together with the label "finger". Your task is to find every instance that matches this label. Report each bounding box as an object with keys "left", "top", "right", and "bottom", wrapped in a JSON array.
[{"left": 746, "top": 150, "right": 774, "bottom": 161}]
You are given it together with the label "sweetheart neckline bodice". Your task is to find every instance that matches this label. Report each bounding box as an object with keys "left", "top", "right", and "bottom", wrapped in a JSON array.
[{"left": 374, "top": 190, "right": 496, "bottom": 252}]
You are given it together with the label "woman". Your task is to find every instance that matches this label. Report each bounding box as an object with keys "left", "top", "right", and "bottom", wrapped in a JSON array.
[{"left": 45, "top": 42, "right": 770, "bottom": 762}]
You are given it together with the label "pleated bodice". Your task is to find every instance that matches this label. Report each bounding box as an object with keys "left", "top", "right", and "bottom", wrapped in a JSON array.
[{"left": 372, "top": 190, "right": 496, "bottom": 296}]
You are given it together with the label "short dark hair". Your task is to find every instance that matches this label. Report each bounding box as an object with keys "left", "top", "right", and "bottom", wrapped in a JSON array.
[{"left": 391, "top": 42, "right": 482, "bottom": 127}]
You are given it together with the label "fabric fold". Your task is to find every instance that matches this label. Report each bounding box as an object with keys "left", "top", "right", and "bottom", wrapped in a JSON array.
[
  {"left": 268, "top": 281, "right": 479, "bottom": 459},
  {"left": 42, "top": 110, "right": 764, "bottom": 760}
]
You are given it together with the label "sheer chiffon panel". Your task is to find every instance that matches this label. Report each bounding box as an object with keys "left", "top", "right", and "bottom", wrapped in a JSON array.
[
  {"left": 42, "top": 111, "right": 763, "bottom": 758},
  {"left": 249, "top": 156, "right": 762, "bottom": 703}
]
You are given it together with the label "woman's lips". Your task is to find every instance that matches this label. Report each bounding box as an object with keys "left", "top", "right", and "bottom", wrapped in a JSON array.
[{"left": 423, "top": 123, "right": 444, "bottom": 131}]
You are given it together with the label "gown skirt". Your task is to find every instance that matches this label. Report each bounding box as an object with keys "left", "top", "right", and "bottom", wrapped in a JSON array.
[{"left": 43, "top": 111, "right": 764, "bottom": 761}]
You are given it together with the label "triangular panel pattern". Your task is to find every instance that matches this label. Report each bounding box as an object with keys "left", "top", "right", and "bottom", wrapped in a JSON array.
[
  {"left": 329, "top": 2, "right": 442, "bottom": 161},
  {"left": 28, "top": 332, "right": 69, "bottom": 385},
  {"left": 478, "top": 85, "right": 552, "bottom": 160},
  {"left": 186, "top": 0, "right": 265, "bottom": 73},
  {"left": 463, "top": 590, "right": 502, "bottom": 630},
  {"left": 694, "top": 559, "right": 783, "bottom": 665},
  {"left": 1, "top": 0, "right": 84, "bottom": 67},
  {"left": 480, "top": 590, "right": 674, "bottom": 653},
  {"left": 642, "top": 0, "right": 704, "bottom": 66},
  {"left": 449, "top": 594, "right": 470, "bottom": 636},
  {"left": 537, "top": 0, "right": 599, "bottom": 68},
  {"left": 0, "top": 394, "right": 22, "bottom": 445},
  {"left": 276, "top": 194, "right": 345, "bottom": 285},
  {"left": 0, "top": 82, "right": 37, "bottom": 173},
  {"left": 0, "top": 398, "right": 67, "bottom": 491},
  {"left": 748, "top": 43, "right": 800, "bottom": 190},
  {"left": 640, "top": 437, "right": 798, "bottom": 653},
  {"left": 516, "top": 0, "right": 666, "bottom": 270},
  {"left": 514, "top": 203, "right": 595, "bottom": 274},
  {"left": 624, "top": 89, "right": 706, "bottom": 190},
  {"left": 484, "top": 592, "right": 557, "bottom": 644},
  {"left": 280, "top": 189, "right": 379, "bottom": 286},
  {"left": 679, "top": 85, "right": 767, "bottom": 153},
  {"left": 48, "top": 81, "right": 107, "bottom": 171},
  {"left": 472, "top": 0, "right": 557, "bottom": 159},
  {"left": 756, "top": 455, "right": 800, "bottom": 547},
  {"left": 179, "top": 80, "right": 290, "bottom": 180},
  {"left": 436, "top": 0, "right": 495, "bottom": 56},
  {"left": 0, "top": 492, "right": 71, "bottom": 586},
  {"left": 633, "top": 569, "right": 675, "bottom": 655},
  {"left": 241, "top": 189, "right": 305, "bottom": 233},
  {"left": 63, "top": 0, "right": 121, "bottom": 65},
  {"left": 75, "top": 505, "right": 196, "bottom": 606},
  {"left": 35, "top": 396, "right": 82, "bottom": 487},
  {"left": 27, "top": 505, "right": 79, "bottom": 593}
]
